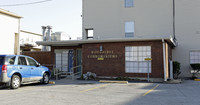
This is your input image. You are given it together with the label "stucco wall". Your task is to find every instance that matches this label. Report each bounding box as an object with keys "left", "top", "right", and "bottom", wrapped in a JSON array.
[
  {"left": 173, "top": 0, "right": 200, "bottom": 77},
  {"left": 0, "top": 13, "right": 20, "bottom": 54},
  {"left": 83, "top": 0, "right": 173, "bottom": 39}
]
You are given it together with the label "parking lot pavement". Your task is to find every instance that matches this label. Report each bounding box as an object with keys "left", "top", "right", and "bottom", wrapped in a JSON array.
[{"left": 0, "top": 80, "right": 200, "bottom": 105}]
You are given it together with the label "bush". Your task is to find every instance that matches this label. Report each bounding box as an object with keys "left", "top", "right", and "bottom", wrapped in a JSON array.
[
  {"left": 173, "top": 61, "right": 181, "bottom": 79},
  {"left": 115, "top": 76, "right": 130, "bottom": 80}
]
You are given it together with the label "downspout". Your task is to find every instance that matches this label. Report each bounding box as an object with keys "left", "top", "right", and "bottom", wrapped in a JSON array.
[
  {"left": 173, "top": 0, "right": 176, "bottom": 40},
  {"left": 173, "top": 0, "right": 178, "bottom": 46},
  {"left": 162, "top": 39, "right": 167, "bottom": 81}
]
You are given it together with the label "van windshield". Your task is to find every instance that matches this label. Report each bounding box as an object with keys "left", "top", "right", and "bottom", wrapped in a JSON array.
[{"left": 0, "top": 56, "right": 5, "bottom": 65}]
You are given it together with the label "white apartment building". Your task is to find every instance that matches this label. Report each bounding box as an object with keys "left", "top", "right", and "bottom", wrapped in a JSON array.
[{"left": 0, "top": 8, "right": 22, "bottom": 54}]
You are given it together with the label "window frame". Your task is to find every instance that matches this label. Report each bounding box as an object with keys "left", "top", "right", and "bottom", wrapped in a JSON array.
[
  {"left": 125, "top": 21, "right": 134, "bottom": 37},
  {"left": 190, "top": 50, "right": 200, "bottom": 64},
  {"left": 125, "top": 46, "right": 152, "bottom": 73}
]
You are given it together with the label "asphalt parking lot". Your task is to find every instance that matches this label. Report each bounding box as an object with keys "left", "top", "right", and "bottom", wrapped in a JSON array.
[{"left": 0, "top": 79, "right": 200, "bottom": 105}]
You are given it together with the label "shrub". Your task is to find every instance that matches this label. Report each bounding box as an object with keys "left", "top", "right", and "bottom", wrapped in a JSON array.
[
  {"left": 173, "top": 61, "right": 181, "bottom": 79},
  {"left": 115, "top": 76, "right": 130, "bottom": 80}
]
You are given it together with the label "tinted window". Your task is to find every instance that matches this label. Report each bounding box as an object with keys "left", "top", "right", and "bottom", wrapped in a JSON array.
[
  {"left": 18, "top": 57, "right": 27, "bottom": 65},
  {"left": 27, "top": 58, "right": 37, "bottom": 66},
  {"left": 5, "top": 56, "right": 16, "bottom": 65},
  {"left": 0, "top": 56, "right": 5, "bottom": 65}
]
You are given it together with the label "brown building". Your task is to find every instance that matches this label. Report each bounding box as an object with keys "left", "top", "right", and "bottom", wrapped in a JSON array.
[{"left": 37, "top": 36, "right": 176, "bottom": 82}]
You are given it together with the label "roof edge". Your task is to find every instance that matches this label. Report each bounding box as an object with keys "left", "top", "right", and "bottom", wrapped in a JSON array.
[
  {"left": 0, "top": 8, "right": 22, "bottom": 18},
  {"left": 36, "top": 35, "right": 176, "bottom": 47}
]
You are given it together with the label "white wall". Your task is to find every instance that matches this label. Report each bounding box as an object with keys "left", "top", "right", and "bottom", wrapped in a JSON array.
[
  {"left": 83, "top": 0, "right": 200, "bottom": 77},
  {"left": 83, "top": 0, "right": 173, "bottom": 39},
  {"left": 173, "top": 0, "right": 200, "bottom": 77},
  {"left": 0, "top": 13, "right": 19, "bottom": 54},
  {"left": 20, "top": 31, "right": 42, "bottom": 49}
]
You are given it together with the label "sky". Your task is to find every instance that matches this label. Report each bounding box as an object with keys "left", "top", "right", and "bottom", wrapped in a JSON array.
[{"left": 0, "top": 0, "right": 82, "bottom": 39}]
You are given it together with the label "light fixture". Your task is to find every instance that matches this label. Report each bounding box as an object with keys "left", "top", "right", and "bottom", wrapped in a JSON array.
[{"left": 100, "top": 45, "right": 103, "bottom": 52}]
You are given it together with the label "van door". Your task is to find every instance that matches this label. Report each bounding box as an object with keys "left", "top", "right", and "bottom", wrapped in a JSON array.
[
  {"left": 27, "top": 57, "right": 42, "bottom": 81},
  {"left": 17, "top": 56, "right": 30, "bottom": 82}
]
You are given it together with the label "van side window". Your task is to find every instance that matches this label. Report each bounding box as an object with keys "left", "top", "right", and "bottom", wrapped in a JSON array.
[
  {"left": 7, "top": 56, "right": 16, "bottom": 65},
  {"left": 18, "top": 57, "right": 27, "bottom": 65},
  {"left": 27, "top": 58, "right": 37, "bottom": 66}
]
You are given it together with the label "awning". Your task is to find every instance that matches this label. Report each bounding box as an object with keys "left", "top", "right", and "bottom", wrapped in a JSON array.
[{"left": 36, "top": 35, "right": 177, "bottom": 47}]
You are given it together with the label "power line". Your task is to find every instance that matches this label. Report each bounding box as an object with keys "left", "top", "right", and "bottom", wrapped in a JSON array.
[{"left": 0, "top": 0, "right": 52, "bottom": 7}]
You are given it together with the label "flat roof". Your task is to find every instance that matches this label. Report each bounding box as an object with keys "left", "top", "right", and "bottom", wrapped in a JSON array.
[
  {"left": 36, "top": 35, "right": 177, "bottom": 47},
  {"left": 0, "top": 8, "right": 22, "bottom": 18}
]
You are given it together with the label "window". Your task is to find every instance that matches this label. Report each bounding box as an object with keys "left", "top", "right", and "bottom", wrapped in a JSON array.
[
  {"left": 0, "top": 56, "right": 4, "bottom": 65},
  {"left": 6, "top": 56, "right": 16, "bottom": 65},
  {"left": 190, "top": 51, "right": 200, "bottom": 64},
  {"left": 85, "top": 29, "right": 94, "bottom": 39},
  {"left": 18, "top": 57, "right": 27, "bottom": 65},
  {"left": 27, "top": 58, "right": 37, "bottom": 66},
  {"left": 125, "top": 0, "right": 134, "bottom": 8},
  {"left": 125, "top": 21, "right": 134, "bottom": 37},
  {"left": 125, "top": 46, "right": 151, "bottom": 73}
]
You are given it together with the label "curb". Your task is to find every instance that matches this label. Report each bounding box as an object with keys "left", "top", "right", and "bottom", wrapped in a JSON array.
[
  {"left": 194, "top": 79, "right": 200, "bottom": 81},
  {"left": 49, "top": 81, "right": 55, "bottom": 84},
  {"left": 99, "top": 80, "right": 128, "bottom": 84}
]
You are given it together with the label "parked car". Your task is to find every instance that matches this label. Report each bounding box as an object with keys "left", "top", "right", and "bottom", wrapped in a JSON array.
[{"left": 0, "top": 55, "right": 51, "bottom": 89}]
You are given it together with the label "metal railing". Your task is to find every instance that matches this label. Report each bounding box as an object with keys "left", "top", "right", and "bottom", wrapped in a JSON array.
[
  {"left": 41, "top": 64, "right": 82, "bottom": 80},
  {"left": 70, "top": 65, "right": 82, "bottom": 80}
]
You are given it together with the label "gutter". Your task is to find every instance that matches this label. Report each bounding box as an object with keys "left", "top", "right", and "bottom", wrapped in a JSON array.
[{"left": 162, "top": 39, "right": 167, "bottom": 81}]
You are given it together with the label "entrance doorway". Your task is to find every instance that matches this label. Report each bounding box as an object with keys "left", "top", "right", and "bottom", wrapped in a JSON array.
[{"left": 55, "top": 49, "right": 74, "bottom": 72}]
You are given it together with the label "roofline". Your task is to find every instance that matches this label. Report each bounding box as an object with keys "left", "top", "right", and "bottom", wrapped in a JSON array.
[
  {"left": 0, "top": 8, "right": 22, "bottom": 18},
  {"left": 20, "top": 30, "right": 42, "bottom": 36},
  {"left": 36, "top": 35, "right": 177, "bottom": 47}
]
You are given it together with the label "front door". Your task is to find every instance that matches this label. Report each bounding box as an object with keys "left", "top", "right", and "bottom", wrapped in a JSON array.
[
  {"left": 55, "top": 49, "right": 74, "bottom": 72},
  {"left": 68, "top": 50, "right": 73, "bottom": 72}
]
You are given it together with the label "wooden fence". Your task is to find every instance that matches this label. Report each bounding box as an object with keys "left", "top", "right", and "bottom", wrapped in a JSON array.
[{"left": 22, "top": 51, "right": 54, "bottom": 70}]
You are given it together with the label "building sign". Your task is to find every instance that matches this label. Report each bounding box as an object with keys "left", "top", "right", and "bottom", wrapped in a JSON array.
[
  {"left": 87, "top": 50, "right": 118, "bottom": 60},
  {"left": 144, "top": 58, "right": 152, "bottom": 61}
]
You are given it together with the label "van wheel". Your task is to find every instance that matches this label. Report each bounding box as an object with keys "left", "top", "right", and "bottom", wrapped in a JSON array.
[
  {"left": 11, "top": 75, "right": 21, "bottom": 89},
  {"left": 43, "top": 73, "right": 49, "bottom": 84}
]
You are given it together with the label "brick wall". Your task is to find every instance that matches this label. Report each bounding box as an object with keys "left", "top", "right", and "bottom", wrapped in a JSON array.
[{"left": 82, "top": 41, "right": 165, "bottom": 78}]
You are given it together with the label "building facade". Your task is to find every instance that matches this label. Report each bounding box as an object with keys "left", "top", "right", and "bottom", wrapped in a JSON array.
[
  {"left": 82, "top": 0, "right": 200, "bottom": 78},
  {"left": 37, "top": 0, "right": 200, "bottom": 81},
  {"left": 0, "top": 8, "right": 22, "bottom": 54}
]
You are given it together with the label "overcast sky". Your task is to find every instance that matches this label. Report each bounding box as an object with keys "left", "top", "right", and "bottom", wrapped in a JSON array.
[{"left": 0, "top": 0, "right": 82, "bottom": 39}]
